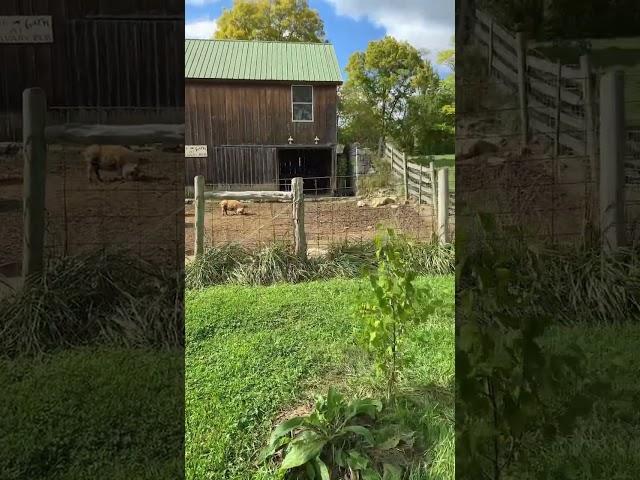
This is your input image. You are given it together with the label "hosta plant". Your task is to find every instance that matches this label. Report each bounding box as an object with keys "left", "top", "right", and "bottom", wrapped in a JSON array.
[{"left": 261, "top": 388, "right": 414, "bottom": 479}]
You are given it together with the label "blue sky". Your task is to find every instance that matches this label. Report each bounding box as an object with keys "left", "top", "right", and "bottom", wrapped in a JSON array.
[{"left": 185, "top": 0, "right": 453, "bottom": 79}]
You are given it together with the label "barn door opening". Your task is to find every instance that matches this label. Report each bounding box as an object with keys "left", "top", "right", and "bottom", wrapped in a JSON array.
[{"left": 278, "top": 148, "right": 332, "bottom": 194}]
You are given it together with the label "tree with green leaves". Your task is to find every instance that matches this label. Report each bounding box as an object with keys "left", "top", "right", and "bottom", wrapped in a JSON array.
[
  {"left": 437, "top": 36, "right": 455, "bottom": 72},
  {"left": 389, "top": 40, "right": 455, "bottom": 155},
  {"left": 343, "top": 36, "right": 428, "bottom": 153},
  {"left": 214, "top": 0, "right": 326, "bottom": 43}
]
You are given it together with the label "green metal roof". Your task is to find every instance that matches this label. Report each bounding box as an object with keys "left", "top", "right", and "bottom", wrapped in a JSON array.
[{"left": 185, "top": 39, "right": 343, "bottom": 83}]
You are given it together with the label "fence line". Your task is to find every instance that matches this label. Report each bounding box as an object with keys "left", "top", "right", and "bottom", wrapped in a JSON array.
[
  {"left": 192, "top": 175, "right": 305, "bottom": 258},
  {"left": 8, "top": 88, "right": 184, "bottom": 282},
  {"left": 382, "top": 143, "right": 455, "bottom": 217},
  {"left": 472, "top": 8, "right": 593, "bottom": 160},
  {"left": 186, "top": 174, "right": 448, "bottom": 255},
  {"left": 467, "top": 9, "right": 640, "bottom": 246}
]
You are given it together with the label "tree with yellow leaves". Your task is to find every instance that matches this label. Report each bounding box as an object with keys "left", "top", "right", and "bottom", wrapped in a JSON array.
[{"left": 214, "top": 0, "right": 326, "bottom": 43}]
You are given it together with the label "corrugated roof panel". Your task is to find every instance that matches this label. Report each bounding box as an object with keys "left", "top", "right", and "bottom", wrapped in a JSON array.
[{"left": 185, "top": 39, "right": 343, "bottom": 83}]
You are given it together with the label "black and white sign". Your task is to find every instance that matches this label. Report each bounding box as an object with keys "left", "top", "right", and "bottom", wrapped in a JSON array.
[
  {"left": 185, "top": 145, "right": 208, "bottom": 158},
  {"left": 0, "top": 16, "right": 53, "bottom": 44}
]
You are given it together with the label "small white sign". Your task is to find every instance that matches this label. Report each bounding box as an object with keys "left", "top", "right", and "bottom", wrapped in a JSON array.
[
  {"left": 185, "top": 145, "right": 208, "bottom": 158},
  {"left": 0, "top": 16, "right": 53, "bottom": 44}
]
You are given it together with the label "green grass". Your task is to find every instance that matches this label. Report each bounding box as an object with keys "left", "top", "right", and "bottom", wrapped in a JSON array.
[
  {"left": 0, "top": 348, "right": 183, "bottom": 480},
  {"left": 185, "top": 276, "right": 454, "bottom": 480},
  {"left": 509, "top": 323, "right": 640, "bottom": 478}
]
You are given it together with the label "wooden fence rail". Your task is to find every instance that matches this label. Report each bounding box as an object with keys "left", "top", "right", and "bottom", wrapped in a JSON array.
[
  {"left": 45, "top": 123, "right": 184, "bottom": 145},
  {"left": 473, "top": 8, "right": 593, "bottom": 161},
  {"left": 382, "top": 143, "right": 454, "bottom": 243},
  {"left": 382, "top": 143, "right": 455, "bottom": 214}
]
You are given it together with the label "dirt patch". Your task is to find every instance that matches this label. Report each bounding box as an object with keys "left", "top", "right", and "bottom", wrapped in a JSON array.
[
  {"left": 0, "top": 145, "right": 183, "bottom": 268},
  {"left": 273, "top": 403, "right": 314, "bottom": 426},
  {"left": 184, "top": 199, "right": 435, "bottom": 256}
]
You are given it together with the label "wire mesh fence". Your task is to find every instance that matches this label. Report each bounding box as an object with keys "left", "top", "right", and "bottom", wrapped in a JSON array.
[
  {"left": 462, "top": 9, "right": 640, "bottom": 246},
  {"left": 458, "top": 24, "right": 640, "bottom": 245},
  {"left": 184, "top": 174, "right": 443, "bottom": 256},
  {"left": 456, "top": 70, "right": 596, "bottom": 243},
  {"left": 0, "top": 143, "right": 184, "bottom": 273}
]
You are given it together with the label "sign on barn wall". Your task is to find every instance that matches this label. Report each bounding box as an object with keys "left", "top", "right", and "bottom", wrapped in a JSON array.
[
  {"left": 185, "top": 145, "right": 208, "bottom": 158},
  {"left": 0, "top": 16, "right": 53, "bottom": 44}
]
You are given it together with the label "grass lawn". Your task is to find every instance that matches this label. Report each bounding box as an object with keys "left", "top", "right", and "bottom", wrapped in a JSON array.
[
  {"left": 0, "top": 349, "right": 183, "bottom": 480},
  {"left": 509, "top": 323, "right": 640, "bottom": 478},
  {"left": 186, "top": 276, "right": 454, "bottom": 480}
]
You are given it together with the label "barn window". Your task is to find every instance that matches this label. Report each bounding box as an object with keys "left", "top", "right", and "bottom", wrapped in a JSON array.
[{"left": 292, "top": 85, "right": 314, "bottom": 122}]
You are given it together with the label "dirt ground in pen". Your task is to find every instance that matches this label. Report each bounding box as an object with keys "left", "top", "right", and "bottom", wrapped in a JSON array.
[
  {"left": 0, "top": 144, "right": 183, "bottom": 275},
  {"left": 184, "top": 198, "right": 436, "bottom": 256}
]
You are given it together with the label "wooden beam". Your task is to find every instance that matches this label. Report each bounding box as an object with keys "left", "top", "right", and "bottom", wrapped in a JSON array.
[
  {"left": 45, "top": 123, "right": 184, "bottom": 145},
  {"left": 203, "top": 190, "right": 293, "bottom": 201}
]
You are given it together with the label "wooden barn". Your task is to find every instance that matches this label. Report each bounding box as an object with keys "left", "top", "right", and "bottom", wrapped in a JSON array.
[
  {"left": 0, "top": 0, "right": 183, "bottom": 141},
  {"left": 185, "top": 39, "right": 343, "bottom": 193}
]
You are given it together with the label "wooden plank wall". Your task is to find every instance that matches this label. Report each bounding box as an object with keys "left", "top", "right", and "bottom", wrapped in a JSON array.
[
  {"left": 0, "top": 0, "right": 184, "bottom": 140},
  {"left": 186, "top": 146, "right": 278, "bottom": 187},
  {"left": 185, "top": 82, "right": 338, "bottom": 146}
]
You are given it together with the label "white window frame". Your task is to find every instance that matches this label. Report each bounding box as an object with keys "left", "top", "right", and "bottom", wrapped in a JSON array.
[{"left": 291, "top": 85, "right": 314, "bottom": 123}]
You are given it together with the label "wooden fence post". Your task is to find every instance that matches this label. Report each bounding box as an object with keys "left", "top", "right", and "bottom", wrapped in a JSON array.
[
  {"left": 430, "top": 161, "right": 437, "bottom": 212},
  {"left": 554, "top": 61, "right": 562, "bottom": 158},
  {"left": 354, "top": 145, "right": 359, "bottom": 195},
  {"left": 488, "top": 19, "right": 494, "bottom": 74},
  {"left": 599, "top": 70, "right": 626, "bottom": 251},
  {"left": 516, "top": 32, "right": 530, "bottom": 148},
  {"left": 194, "top": 175, "right": 205, "bottom": 257},
  {"left": 580, "top": 54, "right": 597, "bottom": 226},
  {"left": 402, "top": 151, "right": 409, "bottom": 201},
  {"left": 22, "top": 87, "right": 48, "bottom": 281},
  {"left": 437, "top": 168, "right": 450, "bottom": 244},
  {"left": 292, "top": 177, "right": 307, "bottom": 259},
  {"left": 418, "top": 167, "right": 423, "bottom": 204}
]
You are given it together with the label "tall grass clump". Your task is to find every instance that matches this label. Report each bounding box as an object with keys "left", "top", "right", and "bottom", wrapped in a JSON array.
[
  {"left": 185, "top": 243, "right": 250, "bottom": 289},
  {"left": 533, "top": 245, "right": 640, "bottom": 324},
  {"left": 0, "top": 249, "right": 182, "bottom": 357},
  {"left": 459, "top": 215, "right": 640, "bottom": 324},
  {"left": 230, "top": 242, "right": 316, "bottom": 285},
  {"left": 186, "top": 238, "right": 455, "bottom": 289}
]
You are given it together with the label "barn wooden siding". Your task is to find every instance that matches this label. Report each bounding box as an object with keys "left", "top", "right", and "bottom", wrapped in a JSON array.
[
  {"left": 186, "top": 146, "right": 278, "bottom": 188},
  {"left": 0, "top": 0, "right": 183, "bottom": 140},
  {"left": 185, "top": 82, "right": 338, "bottom": 146}
]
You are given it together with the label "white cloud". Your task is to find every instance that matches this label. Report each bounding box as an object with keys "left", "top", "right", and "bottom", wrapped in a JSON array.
[
  {"left": 185, "top": 19, "right": 218, "bottom": 39},
  {"left": 323, "top": 0, "right": 453, "bottom": 62},
  {"left": 185, "top": 0, "right": 220, "bottom": 5}
]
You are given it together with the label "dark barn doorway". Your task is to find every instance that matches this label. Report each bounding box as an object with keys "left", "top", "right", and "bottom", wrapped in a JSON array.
[{"left": 278, "top": 148, "right": 332, "bottom": 194}]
